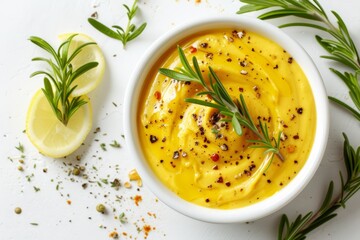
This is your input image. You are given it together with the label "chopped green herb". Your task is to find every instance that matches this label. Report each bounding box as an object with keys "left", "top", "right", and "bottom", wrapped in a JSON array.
[
  {"left": 119, "top": 212, "right": 127, "bottom": 224},
  {"left": 110, "top": 140, "right": 121, "bottom": 148},
  {"left": 30, "top": 223, "right": 39, "bottom": 226},
  {"left": 112, "top": 102, "right": 118, "bottom": 107},
  {"left": 15, "top": 143, "right": 24, "bottom": 153},
  {"left": 33, "top": 186, "right": 40, "bottom": 192},
  {"left": 26, "top": 174, "right": 34, "bottom": 182},
  {"left": 111, "top": 178, "right": 121, "bottom": 190},
  {"left": 100, "top": 178, "right": 109, "bottom": 184},
  {"left": 100, "top": 143, "right": 107, "bottom": 151}
]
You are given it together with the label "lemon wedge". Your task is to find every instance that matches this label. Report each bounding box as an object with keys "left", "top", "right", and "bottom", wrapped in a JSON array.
[
  {"left": 26, "top": 90, "right": 92, "bottom": 158},
  {"left": 58, "top": 33, "right": 105, "bottom": 96}
]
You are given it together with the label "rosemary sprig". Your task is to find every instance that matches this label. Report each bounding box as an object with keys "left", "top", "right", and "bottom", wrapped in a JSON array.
[
  {"left": 88, "top": 0, "right": 147, "bottom": 48},
  {"left": 278, "top": 134, "right": 360, "bottom": 240},
  {"left": 159, "top": 46, "right": 284, "bottom": 163},
  {"left": 238, "top": 0, "right": 360, "bottom": 121},
  {"left": 238, "top": 0, "right": 360, "bottom": 239},
  {"left": 29, "top": 34, "right": 98, "bottom": 126}
]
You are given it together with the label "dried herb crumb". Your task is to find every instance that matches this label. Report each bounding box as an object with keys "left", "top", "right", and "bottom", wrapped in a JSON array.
[
  {"left": 100, "top": 143, "right": 107, "bottom": 151},
  {"left": 110, "top": 140, "right": 121, "bottom": 148},
  {"left": 15, "top": 143, "right": 24, "bottom": 153},
  {"left": 111, "top": 179, "right": 121, "bottom": 190},
  {"left": 119, "top": 212, "right": 127, "bottom": 224},
  {"left": 100, "top": 178, "right": 109, "bottom": 185}
]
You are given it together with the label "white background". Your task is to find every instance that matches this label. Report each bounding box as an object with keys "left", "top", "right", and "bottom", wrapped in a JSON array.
[{"left": 1, "top": 0, "right": 359, "bottom": 239}]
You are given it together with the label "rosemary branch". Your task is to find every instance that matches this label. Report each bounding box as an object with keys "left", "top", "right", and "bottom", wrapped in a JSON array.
[
  {"left": 238, "top": 0, "right": 360, "bottom": 239},
  {"left": 88, "top": 0, "right": 147, "bottom": 48},
  {"left": 238, "top": 0, "right": 360, "bottom": 121},
  {"left": 278, "top": 134, "right": 360, "bottom": 240},
  {"left": 159, "top": 46, "right": 284, "bottom": 164},
  {"left": 29, "top": 34, "right": 98, "bottom": 126}
]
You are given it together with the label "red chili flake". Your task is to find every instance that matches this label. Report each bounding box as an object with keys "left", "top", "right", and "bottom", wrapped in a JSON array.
[
  {"left": 154, "top": 91, "right": 161, "bottom": 100},
  {"left": 190, "top": 46, "right": 197, "bottom": 53},
  {"left": 134, "top": 195, "right": 142, "bottom": 206},
  {"left": 287, "top": 145, "right": 296, "bottom": 153},
  {"left": 143, "top": 225, "right": 152, "bottom": 238},
  {"left": 297, "top": 107, "right": 303, "bottom": 114},
  {"left": 225, "top": 182, "right": 231, "bottom": 187},
  {"left": 211, "top": 153, "right": 220, "bottom": 162}
]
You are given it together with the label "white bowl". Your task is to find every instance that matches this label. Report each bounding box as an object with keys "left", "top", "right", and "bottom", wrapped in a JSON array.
[{"left": 124, "top": 16, "right": 329, "bottom": 223}]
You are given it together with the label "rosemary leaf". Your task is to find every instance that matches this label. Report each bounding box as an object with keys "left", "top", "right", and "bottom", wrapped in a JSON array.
[
  {"left": 238, "top": 1, "right": 360, "bottom": 238},
  {"left": 88, "top": 0, "right": 146, "bottom": 48},
  {"left": 30, "top": 34, "right": 98, "bottom": 126},
  {"left": 159, "top": 46, "right": 284, "bottom": 165}
]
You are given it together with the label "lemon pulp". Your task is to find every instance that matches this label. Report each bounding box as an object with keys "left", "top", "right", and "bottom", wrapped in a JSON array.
[
  {"left": 58, "top": 33, "right": 106, "bottom": 96},
  {"left": 26, "top": 90, "right": 92, "bottom": 158}
]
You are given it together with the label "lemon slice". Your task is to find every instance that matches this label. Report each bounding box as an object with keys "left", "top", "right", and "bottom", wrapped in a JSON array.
[
  {"left": 26, "top": 90, "right": 92, "bottom": 158},
  {"left": 59, "top": 33, "right": 105, "bottom": 97}
]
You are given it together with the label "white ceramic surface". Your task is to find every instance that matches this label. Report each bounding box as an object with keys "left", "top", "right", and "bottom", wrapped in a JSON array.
[{"left": 124, "top": 16, "right": 329, "bottom": 223}]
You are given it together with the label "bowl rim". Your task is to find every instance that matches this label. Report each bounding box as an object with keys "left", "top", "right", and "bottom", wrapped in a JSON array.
[{"left": 124, "top": 16, "right": 329, "bottom": 223}]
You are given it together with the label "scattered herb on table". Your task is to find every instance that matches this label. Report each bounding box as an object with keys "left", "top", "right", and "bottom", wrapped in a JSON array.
[
  {"left": 238, "top": 0, "right": 360, "bottom": 121},
  {"left": 15, "top": 143, "right": 25, "bottom": 154},
  {"left": 100, "top": 143, "right": 107, "bottom": 151},
  {"left": 100, "top": 178, "right": 109, "bottom": 185},
  {"left": 88, "top": 0, "right": 147, "bottom": 48},
  {"left": 119, "top": 212, "right": 127, "bottom": 224},
  {"left": 238, "top": 1, "right": 360, "bottom": 239},
  {"left": 159, "top": 46, "right": 284, "bottom": 167},
  {"left": 111, "top": 178, "right": 121, "bottom": 190},
  {"left": 29, "top": 34, "right": 98, "bottom": 126},
  {"left": 110, "top": 140, "right": 121, "bottom": 148}
]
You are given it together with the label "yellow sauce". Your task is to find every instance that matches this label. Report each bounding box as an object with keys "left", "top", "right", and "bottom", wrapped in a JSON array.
[{"left": 137, "top": 29, "right": 316, "bottom": 209}]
